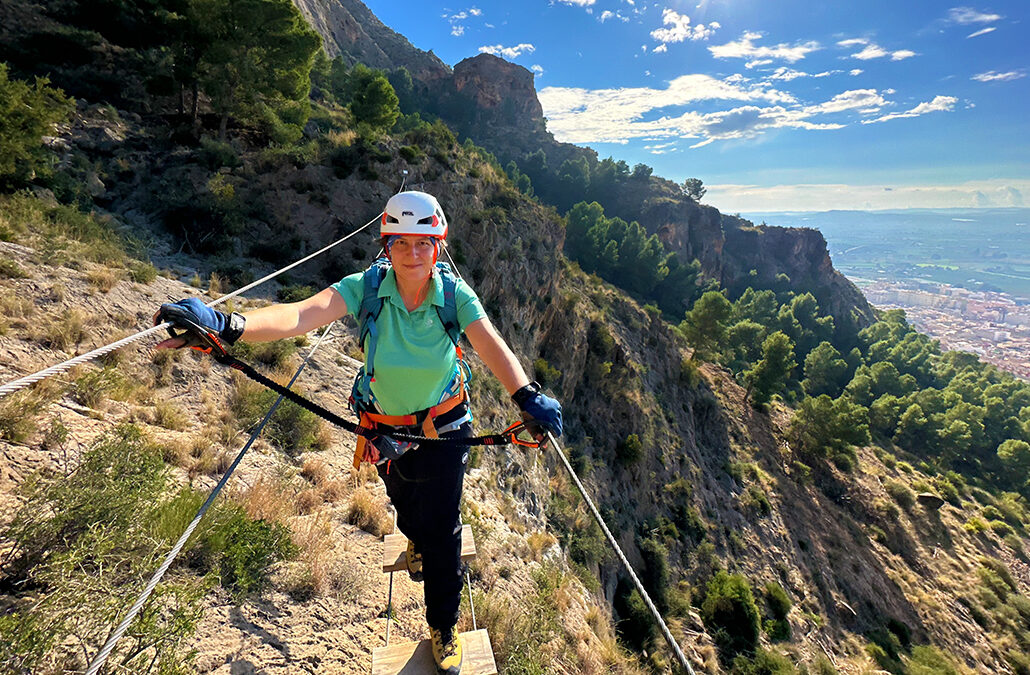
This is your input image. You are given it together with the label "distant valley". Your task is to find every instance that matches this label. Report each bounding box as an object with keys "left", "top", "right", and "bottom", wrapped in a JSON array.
[
  {"left": 744, "top": 208, "right": 1030, "bottom": 301},
  {"left": 745, "top": 208, "right": 1030, "bottom": 378}
]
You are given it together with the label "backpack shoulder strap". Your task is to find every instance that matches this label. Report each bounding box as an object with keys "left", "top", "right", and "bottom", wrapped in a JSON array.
[
  {"left": 357, "top": 258, "right": 390, "bottom": 366},
  {"left": 434, "top": 261, "right": 462, "bottom": 347}
]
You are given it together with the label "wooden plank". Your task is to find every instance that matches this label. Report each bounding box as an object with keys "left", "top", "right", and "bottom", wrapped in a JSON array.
[
  {"left": 371, "top": 629, "right": 496, "bottom": 675},
  {"left": 382, "top": 524, "right": 476, "bottom": 573}
]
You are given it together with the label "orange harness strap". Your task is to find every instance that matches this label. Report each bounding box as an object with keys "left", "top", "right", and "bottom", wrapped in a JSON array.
[{"left": 351, "top": 387, "right": 467, "bottom": 469}]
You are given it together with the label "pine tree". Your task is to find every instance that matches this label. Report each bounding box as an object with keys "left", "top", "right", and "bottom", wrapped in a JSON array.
[
  {"left": 0, "top": 65, "right": 74, "bottom": 190},
  {"left": 744, "top": 331, "right": 796, "bottom": 406}
]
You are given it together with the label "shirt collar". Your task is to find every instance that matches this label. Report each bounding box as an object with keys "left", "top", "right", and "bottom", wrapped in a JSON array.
[{"left": 379, "top": 268, "right": 445, "bottom": 310}]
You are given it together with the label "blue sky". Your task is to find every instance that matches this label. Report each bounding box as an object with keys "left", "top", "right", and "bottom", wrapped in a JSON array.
[{"left": 362, "top": 1, "right": 1028, "bottom": 212}]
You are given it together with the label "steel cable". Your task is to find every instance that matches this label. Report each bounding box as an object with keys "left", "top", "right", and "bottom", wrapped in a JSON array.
[
  {"left": 547, "top": 431, "right": 697, "bottom": 674},
  {"left": 84, "top": 322, "right": 338, "bottom": 675},
  {"left": 0, "top": 215, "right": 378, "bottom": 399}
]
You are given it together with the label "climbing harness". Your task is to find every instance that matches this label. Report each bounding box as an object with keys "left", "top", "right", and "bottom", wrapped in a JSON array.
[{"left": 163, "top": 315, "right": 541, "bottom": 461}]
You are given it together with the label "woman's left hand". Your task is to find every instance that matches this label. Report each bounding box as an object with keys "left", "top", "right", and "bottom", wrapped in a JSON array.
[{"left": 513, "top": 383, "right": 563, "bottom": 441}]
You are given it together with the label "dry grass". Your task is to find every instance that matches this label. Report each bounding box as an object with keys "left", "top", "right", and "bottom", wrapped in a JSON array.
[
  {"left": 527, "top": 531, "right": 557, "bottom": 560},
  {"left": 297, "top": 488, "right": 321, "bottom": 514},
  {"left": 0, "top": 380, "right": 63, "bottom": 443},
  {"left": 208, "top": 272, "right": 222, "bottom": 297},
  {"left": 37, "top": 308, "right": 89, "bottom": 350},
  {"left": 320, "top": 479, "right": 348, "bottom": 503},
  {"left": 301, "top": 458, "right": 330, "bottom": 486},
  {"left": 355, "top": 461, "right": 378, "bottom": 485},
  {"left": 236, "top": 476, "right": 296, "bottom": 525},
  {"left": 86, "top": 267, "right": 122, "bottom": 292},
  {"left": 153, "top": 399, "right": 188, "bottom": 430},
  {"left": 327, "top": 129, "right": 356, "bottom": 147},
  {"left": 49, "top": 282, "right": 66, "bottom": 302},
  {"left": 346, "top": 486, "right": 392, "bottom": 536}
]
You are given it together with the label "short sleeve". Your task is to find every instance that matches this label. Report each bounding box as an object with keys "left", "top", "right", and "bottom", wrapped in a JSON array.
[
  {"left": 454, "top": 278, "right": 487, "bottom": 330},
  {"left": 331, "top": 272, "right": 365, "bottom": 317}
]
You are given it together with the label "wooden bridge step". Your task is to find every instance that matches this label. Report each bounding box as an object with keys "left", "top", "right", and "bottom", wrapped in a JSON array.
[
  {"left": 371, "top": 629, "right": 496, "bottom": 675},
  {"left": 382, "top": 524, "right": 476, "bottom": 573}
]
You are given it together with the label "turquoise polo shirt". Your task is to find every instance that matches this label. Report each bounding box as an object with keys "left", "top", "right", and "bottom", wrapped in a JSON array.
[{"left": 332, "top": 267, "right": 487, "bottom": 415}]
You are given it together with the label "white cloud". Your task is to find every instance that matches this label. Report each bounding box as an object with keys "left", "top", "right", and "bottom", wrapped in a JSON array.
[
  {"left": 840, "top": 39, "right": 917, "bottom": 61},
  {"left": 805, "top": 89, "right": 887, "bottom": 115},
  {"left": 539, "top": 73, "right": 797, "bottom": 144},
  {"left": 947, "top": 7, "right": 1003, "bottom": 24},
  {"left": 966, "top": 26, "right": 996, "bottom": 38},
  {"left": 972, "top": 70, "right": 1025, "bottom": 82},
  {"left": 849, "top": 69, "right": 864, "bottom": 76},
  {"left": 710, "top": 32, "right": 819, "bottom": 63},
  {"left": 745, "top": 59, "right": 773, "bottom": 69},
  {"left": 650, "top": 9, "right": 719, "bottom": 45},
  {"left": 600, "top": 10, "right": 614, "bottom": 22},
  {"left": 446, "top": 7, "right": 482, "bottom": 37},
  {"left": 478, "top": 43, "right": 536, "bottom": 59},
  {"left": 705, "top": 179, "right": 1030, "bottom": 212},
  {"left": 653, "top": 43, "right": 668, "bottom": 53},
  {"left": 862, "top": 95, "right": 957, "bottom": 123},
  {"left": 531, "top": 64, "right": 544, "bottom": 76},
  {"left": 851, "top": 44, "right": 888, "bottom": 59},
  {"left": 768, "top": 67, "right": 837, "bottom": 81},
  {"left": 556, "top": 0, "right": 596, "bottom": 5}
]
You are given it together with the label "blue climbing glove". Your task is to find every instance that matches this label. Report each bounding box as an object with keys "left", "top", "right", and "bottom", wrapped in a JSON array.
[
  {"left": 156, "top": 297, "right": 246, "bottom": 345},
  {"left": 512, "top": 381, "right": 563, "bottom": 443}
]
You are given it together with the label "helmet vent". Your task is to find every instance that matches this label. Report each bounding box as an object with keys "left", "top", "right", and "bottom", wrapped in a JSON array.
[
  {"left": 417, "top": 216, "right": 434, "bottom": 225},
  {"left": 386, "top": 215, "right": 400, "bottom": 224}
]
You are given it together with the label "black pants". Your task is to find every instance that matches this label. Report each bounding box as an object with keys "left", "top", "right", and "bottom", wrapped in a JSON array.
[{"left": 376, "top": 411, "right": 470, "bottom": 631}]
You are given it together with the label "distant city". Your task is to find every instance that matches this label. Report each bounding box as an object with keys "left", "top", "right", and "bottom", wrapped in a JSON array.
[
  {"left": 859, "top": 280, "right": 1029, "bottom": 380},
  {"left": 745, "top": 208, "right": 1030, "bottom": 381}
]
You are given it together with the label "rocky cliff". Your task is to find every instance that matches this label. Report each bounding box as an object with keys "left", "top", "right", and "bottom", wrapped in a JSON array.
[{"left": 292, "top": 0, "right": 875, "bottom": 334}]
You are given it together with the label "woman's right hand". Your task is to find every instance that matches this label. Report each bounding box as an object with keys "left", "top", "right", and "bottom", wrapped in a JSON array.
[{"left": 153, "top": 298, "right": 243, "bottom": 349}]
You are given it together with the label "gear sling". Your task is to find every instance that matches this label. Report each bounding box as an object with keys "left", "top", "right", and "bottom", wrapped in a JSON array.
[{"left": 350, "top": 258, "right": 471, "bottom": 468}]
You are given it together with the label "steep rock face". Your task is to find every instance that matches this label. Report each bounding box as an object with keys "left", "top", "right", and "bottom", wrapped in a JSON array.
[
  {"left": 291, "top": 0, "right": 449, "bottom": 84},
  {"left": 721, "top": 223, "right": 876, "bottom": 333},
  {"left": 447, "top": 54, "right": 549, "bottom": 154}
]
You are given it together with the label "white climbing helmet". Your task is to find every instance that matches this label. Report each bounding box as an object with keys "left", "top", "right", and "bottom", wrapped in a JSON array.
[{"left": 381, "top": 191, "right": 448, "bottom": 240}]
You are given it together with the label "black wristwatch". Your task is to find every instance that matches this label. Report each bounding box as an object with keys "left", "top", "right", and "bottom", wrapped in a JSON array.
[
  {"left": 511, "top": 381, "right": 542, "bottom": 407},
  {"left": 222, "top": 312, "right": 247, "bottom": 345}
]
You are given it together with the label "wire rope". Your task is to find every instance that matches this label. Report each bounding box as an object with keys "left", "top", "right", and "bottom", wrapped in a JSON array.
[
  {"left": 0, "top": 215, "right": 378, "bottom": 399},
  {"left": 84, "top": 322, "right": 338, "bottom": 675}
]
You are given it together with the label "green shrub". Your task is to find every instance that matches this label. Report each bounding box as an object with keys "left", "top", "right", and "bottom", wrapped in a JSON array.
[
  {"left": 219, "top": 516, "right": 297, "bottom": 598},
  {"left": 0, "top": 258, "right": 28, "bottom": 278},
  {"left": 0, "top": 381, "right": 61, "bottom": 443},
  {"left": 885, "top": 479, "right": 915, "bottom": 509},
  {"left": 616, "top": 433, "right": 644, "bottom": 465},
  {"left": 198, "top": 136, "right": 241, "bottom": 170},
  {"left": 229, "top": 375, "right": 329, "bottom": 456},
  {"left": 731, "top": 648, "right": 797, "bottom": 674},
  {"left": 72, "top": 366, "right": 130, "bottom": 408},
  {"left": 0, "top": 64, "right": 74, "bottom": 189},
  {"left": 907, "top": 645, "right": 961, "bottom": 675},
  {"left": 277, "top": 284, "right": 316, "bottom": 303},
  {"left": 232, "top": 338, "right": 298, "bottom": 369},
  {"left": 990, "top": 519, "right": 1015, "bottom": 536},
  {"left": 964, "top": 516, "right": 988, "bottom": 534},
  {"left": 0, "top": 425, "right": 208, "bottom": 671},
  {"left": 739, "top": 486, "right": 772, "bottom": 517},
  {"left": 702, "top": 571, "right": 760, "bottom": 660},
  {"left": 533, "top": 357, "right": 562, "bottom": 388},
  {"left": 129, "top": 260, "right": 158, "bottom": 283}
]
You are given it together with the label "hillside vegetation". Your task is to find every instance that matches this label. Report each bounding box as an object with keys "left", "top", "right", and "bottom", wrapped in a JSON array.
[{"left": 1, "top": 1, "right": 1029, "bottom": 674}]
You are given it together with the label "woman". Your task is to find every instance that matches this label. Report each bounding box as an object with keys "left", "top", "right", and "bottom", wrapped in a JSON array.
[{"left": 156, "top": 190, "right": 562, "bottom": 675}]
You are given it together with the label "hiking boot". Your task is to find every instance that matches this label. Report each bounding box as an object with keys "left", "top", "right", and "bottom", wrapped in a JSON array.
[
  {"left": 430, "top": 626, "right": 462, "bottom": 674},
  {"left": 405, "top": 539, "right": 423, "bottom": 582}
]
